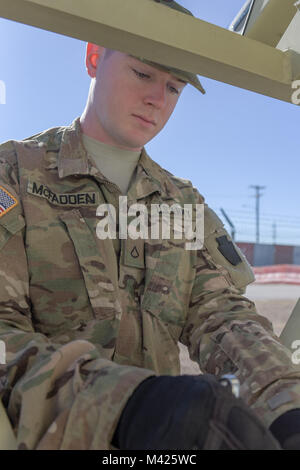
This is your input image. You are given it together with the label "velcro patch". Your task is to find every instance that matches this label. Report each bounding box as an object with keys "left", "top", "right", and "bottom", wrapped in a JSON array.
[
  {"left": 267, "top": 390, "right": 292, "bottom": 410},
  {"left": 27, "top": 181, "right": 98, "bottom": 206},
  {"left": 216, "top": 235, "right": 242, "bottom": 266},
  {"left": 0, "top": 185, "right": 18, "bottom": 218}
]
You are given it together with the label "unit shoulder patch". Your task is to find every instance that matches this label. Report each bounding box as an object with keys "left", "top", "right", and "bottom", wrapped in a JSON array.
[{"left": 216, "top": 235, "right": 242, "bottom": 266}]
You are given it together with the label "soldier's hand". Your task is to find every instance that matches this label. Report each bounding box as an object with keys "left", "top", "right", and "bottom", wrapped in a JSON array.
[{"left": 112, "top": 374, "right": 280, "bottom": 450}]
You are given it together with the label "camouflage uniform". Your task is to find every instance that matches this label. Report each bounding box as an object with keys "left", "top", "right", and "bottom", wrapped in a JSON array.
[{"left": 1, "top": 117, "right": 300, "bottom": 450}]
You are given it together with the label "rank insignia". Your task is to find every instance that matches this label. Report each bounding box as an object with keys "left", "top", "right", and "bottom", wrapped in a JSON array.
[{"left": 0, "top": 185, "right": 18, "bottom": 218}]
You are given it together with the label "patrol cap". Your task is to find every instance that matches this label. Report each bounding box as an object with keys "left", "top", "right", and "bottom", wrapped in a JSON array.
[{"left": 131, "top": 0, "right": 205, "bottom": 94}]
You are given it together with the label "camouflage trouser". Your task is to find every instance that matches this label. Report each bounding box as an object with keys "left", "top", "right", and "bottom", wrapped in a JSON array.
[{"left": 1, "top": 340, "right": 154, "bottom": 450}]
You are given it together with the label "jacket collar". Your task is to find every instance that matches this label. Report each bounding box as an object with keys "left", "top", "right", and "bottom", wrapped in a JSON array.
[
  {"left": 55, "top": 117, "right": 182, "bottom": 202},
  {"left": 57, "top": 117, "right": 90, "bottom": 178}
]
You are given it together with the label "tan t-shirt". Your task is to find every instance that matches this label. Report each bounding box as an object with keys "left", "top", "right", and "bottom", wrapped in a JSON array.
[{"left": 82, "top": 134, "right": 141, "bottom": 195}]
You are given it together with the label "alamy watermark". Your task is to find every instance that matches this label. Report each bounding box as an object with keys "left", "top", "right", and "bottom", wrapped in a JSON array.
[
  {"left": 291, "top": 80, "right": 300, "bottom": 105},
  {"left": 0, "top": 80, "right": 6, "bottom": 105},
  {"left": 96, "top": 197, "right": 204, "bottom": 250},
  {"left": 0, "top": 340, "right": 6, "bottom": 364}
]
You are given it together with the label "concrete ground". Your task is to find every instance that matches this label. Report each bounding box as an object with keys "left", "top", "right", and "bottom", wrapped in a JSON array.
[{"left": 179, "top": 283, "right": 300, "bottom": 375}]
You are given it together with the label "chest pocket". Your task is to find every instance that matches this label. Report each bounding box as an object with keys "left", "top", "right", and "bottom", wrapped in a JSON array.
[
  {"left": 137, "top": 235, "right": 194, "bottom": 375},
  {"left": 56, "top": 209, "right": 122, "bottom": 355},
  {"left": 59, "top": 209, "right": 121, "bottom": 320},
  {"left": 141, "top": 220, "right": 195, "bottom": 342}
]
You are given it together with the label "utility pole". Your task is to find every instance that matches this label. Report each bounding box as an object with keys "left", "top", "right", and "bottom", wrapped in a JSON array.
[{"left": 249, "top": 185, "right": 265, "bottom": 243}]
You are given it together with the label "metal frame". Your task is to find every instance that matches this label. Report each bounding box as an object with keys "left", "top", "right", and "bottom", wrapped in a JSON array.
[
  {"left": 0, "top": 0, "right": 300, "bottom": 104},
  {"left": 280, "top": 299, "right": 300, "bottom": 350},
  {"left": 245, "top": 0, "right": 297, "bottom": 47}
]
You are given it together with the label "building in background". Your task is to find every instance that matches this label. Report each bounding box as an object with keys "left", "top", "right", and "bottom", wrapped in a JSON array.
[{"left": 237, "top": 242, "right": 300, "bottom": 266}]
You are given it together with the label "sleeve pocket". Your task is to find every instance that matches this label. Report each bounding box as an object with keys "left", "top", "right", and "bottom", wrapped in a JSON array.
[{"left": 0, "top": 212, "right": 25, "bottom": 250}]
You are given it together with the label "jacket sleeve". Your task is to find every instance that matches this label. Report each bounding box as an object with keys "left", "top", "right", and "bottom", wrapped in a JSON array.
[
  {"left": 0, "top": 142, "right": 154, "bottom": 450},
  {"left": 180, "top": 189, "right": 300, "bottom": 428}
]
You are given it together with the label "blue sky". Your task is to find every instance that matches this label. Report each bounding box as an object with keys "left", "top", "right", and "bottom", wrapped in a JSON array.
[{"left": 0, "top": 0, "right": 299, "bottom": 246}]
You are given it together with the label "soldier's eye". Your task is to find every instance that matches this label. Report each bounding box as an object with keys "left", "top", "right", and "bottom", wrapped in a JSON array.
[
  {"left": 168, "top": 85, "right": 179, "bottom": 95},
  {"left": 132, "top": 69, "right": 150, "bottom": 79}
]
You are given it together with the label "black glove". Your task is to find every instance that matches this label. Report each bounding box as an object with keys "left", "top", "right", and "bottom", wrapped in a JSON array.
[
  {"left": 270, "top": 408, "right": 300, "bottom": 450},
  {"left": 112, "top": 374, "right": 280, "bottom": 450}
]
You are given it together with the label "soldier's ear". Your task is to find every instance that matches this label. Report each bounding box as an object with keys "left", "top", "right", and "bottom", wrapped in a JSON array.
[{"left": 86, "top": 43, "right": 105, "bottom": 78}]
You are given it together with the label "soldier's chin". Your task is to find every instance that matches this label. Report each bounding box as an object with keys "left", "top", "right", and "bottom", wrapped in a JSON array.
[
  {"left": 125, "top": 132, "right": 152, "bottom": 149},
  {"left": 133, "top": 128, "right": 160, "bottom": 147}
]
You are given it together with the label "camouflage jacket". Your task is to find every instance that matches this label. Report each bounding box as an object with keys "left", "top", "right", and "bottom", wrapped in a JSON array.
[{"left": 1, "top": 118, "right": 300, "bottom": 450}]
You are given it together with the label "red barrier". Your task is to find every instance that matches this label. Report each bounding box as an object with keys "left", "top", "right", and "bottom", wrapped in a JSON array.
[{"left": 253, "top": 264, "right": 300, "bottom": 285}]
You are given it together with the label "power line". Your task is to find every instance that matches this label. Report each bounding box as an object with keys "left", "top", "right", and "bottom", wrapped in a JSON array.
[
  {"left": 217, "top": 219, "right": 299, "bottom": 245},
  {"left": 227, "top": 213, "right": 300, "bottom": 223},
  {"left": 223, "top": 209, "right": 300, "bottom": 222},
  {"left": 214, "top": 198, "right": 300, "bottom": 245},
  {"left": 222, "top": 208, "right": 300, "bottom": 221},
  {"left": 216, "top": 212, "right": 300, "bottom": 228},
  {"left": 223, "top": 219, "right": 300, "bottom": 229}
]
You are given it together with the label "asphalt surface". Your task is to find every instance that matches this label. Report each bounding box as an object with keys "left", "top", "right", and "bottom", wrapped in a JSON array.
[{"left": 246, "top": 283, "right": 300, "bottom": 300}]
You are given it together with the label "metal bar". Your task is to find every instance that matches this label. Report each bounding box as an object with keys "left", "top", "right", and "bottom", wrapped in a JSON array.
[
  {"left": 280, "top": 299, "right": 300, "bottom": 351},
  {"left": 245, "top": 0, "right": 297, "bottom": 47},
  {"left": 0, "top": 0, "right": 298, "bottom": 104},
  {"left": 286, "top": 50, "right": 300, "bottom": 80}
]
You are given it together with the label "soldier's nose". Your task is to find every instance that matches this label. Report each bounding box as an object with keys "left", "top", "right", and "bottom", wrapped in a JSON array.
[{"left": 144, "top": 84, "right": 167, "bottom": 109}]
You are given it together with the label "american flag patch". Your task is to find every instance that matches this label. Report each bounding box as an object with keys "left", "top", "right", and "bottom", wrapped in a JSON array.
[{"left": 0, "top": 185, "right": 18, "bottom": 218}]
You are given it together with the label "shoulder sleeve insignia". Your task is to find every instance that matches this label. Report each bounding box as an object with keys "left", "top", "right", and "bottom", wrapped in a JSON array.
[
  {"left": 216, "top": 235, "right": 242, "bottom": 266},
  {"left": 0, "top": 185, "right": 18, "bottom": 218}
]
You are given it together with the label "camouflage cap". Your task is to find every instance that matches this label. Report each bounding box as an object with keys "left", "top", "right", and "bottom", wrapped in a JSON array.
[{"left": 132, "top": 0, "right": 205, "bottom": 94}]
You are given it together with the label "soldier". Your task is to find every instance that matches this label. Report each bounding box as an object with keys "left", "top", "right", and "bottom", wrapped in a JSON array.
[{"left": 0, "top": 0, "right": 299, "bottom": 450}]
